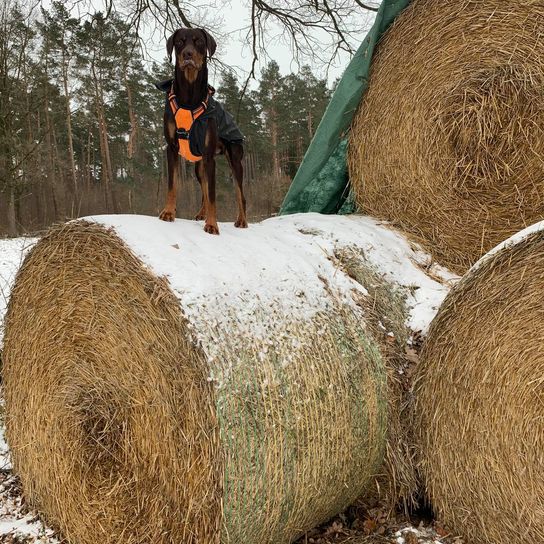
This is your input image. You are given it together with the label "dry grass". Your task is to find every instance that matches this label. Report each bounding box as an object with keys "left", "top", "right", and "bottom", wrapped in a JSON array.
[
  {"left": 2, "top": 221, "right": 396, "bottom": 544},
  {"left": 348, "top": 0, "right": 544, "bottom": 273},
  {"left": 414, "top": 230, "right": 544, "bottom": 544},
  {"left": 3, "top": 222, "right": 223, "bottom": 544},
  {"left": 334, "top": 248, "right": 417, "bottom": 510}
]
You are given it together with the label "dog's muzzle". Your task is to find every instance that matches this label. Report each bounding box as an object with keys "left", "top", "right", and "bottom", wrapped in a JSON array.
[{"left": 181, "top": 59, "right": 198, "bottom": 69}]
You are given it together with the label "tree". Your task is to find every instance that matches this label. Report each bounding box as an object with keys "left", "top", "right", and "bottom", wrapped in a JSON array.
[
  {"left": 0, "top": 2, "right": 41, "bottom": 235},
  {"left": 258, "top": 61, "right": 283, "bottom": 177},
  {"left": 0, "top": 3, "right": 335, "bottom": 235},
  {"left": 39, "top": 2, "right": 80, "bottom": 214},
  {"left": 278, "top": 66, "right": 331, "bottom": 176},
  {"left": 74, "top": 13, "right": 120, "bottom": 213}
]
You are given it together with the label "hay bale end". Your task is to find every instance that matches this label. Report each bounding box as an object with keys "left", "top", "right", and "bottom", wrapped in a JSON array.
[
  {"left": 415, "top": 220, "right": 544, "bottom": 544},
  {"left": 349, "top": 0, "right": 544, "bottom": 273}
]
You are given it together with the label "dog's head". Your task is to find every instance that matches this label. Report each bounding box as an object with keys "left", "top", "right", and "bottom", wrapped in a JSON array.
[{"left": 167, "top": 28, "right": 216, "bottom": 82}]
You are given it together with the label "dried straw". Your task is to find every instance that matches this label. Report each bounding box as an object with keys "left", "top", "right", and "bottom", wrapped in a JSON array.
[
  {"left": 414, "top": 228, "right": 544, "bottom": 544},
  {"left": 334, "top": 248, "right": 417, "bottom": 510},
  {"left": 348, "top": 0, "right": 544, "bottom": 273},
  {"left": 3, "top": 222, "right": 223, "bottom": 544},
  {"left": 3, "top": 221, "right": 394, "bottom": 544}
]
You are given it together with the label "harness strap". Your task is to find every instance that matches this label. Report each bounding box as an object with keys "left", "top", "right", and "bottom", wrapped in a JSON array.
[{"left": 168, "top": 86, "right": 215, "bottom": 162}]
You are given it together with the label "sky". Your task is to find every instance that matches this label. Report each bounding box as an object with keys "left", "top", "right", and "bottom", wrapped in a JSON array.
[
  {"left": 58, "top": 0, "right": 379, "bottom": 87},
  {"left": 200, "top": 1, "right": 378, "bottom": 86}
]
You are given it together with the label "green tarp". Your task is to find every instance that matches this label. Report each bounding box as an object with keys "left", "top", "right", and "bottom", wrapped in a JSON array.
[{"left": 279, "top": 0, "right": 412, "bottom": 216}]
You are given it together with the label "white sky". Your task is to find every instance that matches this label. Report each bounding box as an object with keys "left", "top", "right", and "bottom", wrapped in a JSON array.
[
  {"left": 201, "top": 1, "right": 378, "bottom": 86},
  {"left": 40, "top": 0, "right": 378, "bottom": 87},
  {"left": 122, "top": 0, "right": 375, "bottom": 83}
]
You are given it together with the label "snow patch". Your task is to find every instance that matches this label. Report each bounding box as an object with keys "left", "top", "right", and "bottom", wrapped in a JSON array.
[
  {"left": 0, "top": 474, "right": 59, "bottom": 542},
  {"left": 470, "top": 219, "right": 544, "bottom": 272},
  {"left": 0, "top": 237, "right": 38, "bottom": 345}
]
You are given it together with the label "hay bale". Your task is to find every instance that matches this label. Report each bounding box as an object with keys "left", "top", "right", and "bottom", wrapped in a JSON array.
[
  {"left": 415, "top": 221, "right": 544, "bottom": 544},
  {"left": 348, "top": 0, "right": 544, "bottom": 273},
  {"left": 2, "top": 214, "right": 454, "bottom": 544}
]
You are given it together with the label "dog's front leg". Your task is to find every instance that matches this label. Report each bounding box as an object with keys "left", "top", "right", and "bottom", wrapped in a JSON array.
[
  {"left": 199, "top": 123, "right": 219, "bottom": 235},
  {"left": 201, "top": 155, "right": 219, "bottom": 235},
  {"left": 194, "top": 162, "right": 206, "bottom": 220},
  {"left": 159, "top": 143, "right": 179, "bottom": 222}
]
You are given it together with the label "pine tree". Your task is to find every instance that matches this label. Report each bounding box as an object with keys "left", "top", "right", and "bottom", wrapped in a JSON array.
[
  {"left": 258, "top": 61, "right": 283, "bottom": 178},
  {"left": 38, "top": 2, "right": 79, "bottom": 214}
]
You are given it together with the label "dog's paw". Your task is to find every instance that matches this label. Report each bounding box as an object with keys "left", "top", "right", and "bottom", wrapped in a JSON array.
[
  {"left": 194, "top": 213, "right": 205, "bottom": 221},
  {"left": 234, "top": 218, "right": 248, "bottom": 228},
  {"left": 204, "top": 223, "right": 220, "bottom": 235},
  {"left": 159, "top": 208, "right": 176, "bottom": 222}
]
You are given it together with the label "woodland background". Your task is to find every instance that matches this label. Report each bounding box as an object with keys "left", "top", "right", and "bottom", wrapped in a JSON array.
[{"left": 0, "top": 2, "right": 334, "bottom": 236}]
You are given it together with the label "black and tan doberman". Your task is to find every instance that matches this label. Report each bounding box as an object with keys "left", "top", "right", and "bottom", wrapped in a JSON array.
[{"left": 156, "top": 28, "right": 247, "bottom": 235}]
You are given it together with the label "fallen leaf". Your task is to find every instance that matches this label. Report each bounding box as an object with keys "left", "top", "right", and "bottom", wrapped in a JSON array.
[
  {"left": 363, "top": 518, "right": 377, "bottom": 535},
  {"left": 404, "top": 531, "right": 419, "bottom": 544}
]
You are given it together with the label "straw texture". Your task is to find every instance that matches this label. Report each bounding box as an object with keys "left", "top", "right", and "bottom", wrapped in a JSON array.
[
  {"left": 348, "top": 0, "right": 544, "bottom": 273},
  {"left": 334, "top": 248, "right": 416, "bottom": 508},
  {"left": 415, "top": 229, "right": 544, "bottom": 544},
  {"left": 3, "top": 222, "right": 223, "bottom": 544},
  {"left": 3, "top": 221, "right": 392, "bottom": 544}
]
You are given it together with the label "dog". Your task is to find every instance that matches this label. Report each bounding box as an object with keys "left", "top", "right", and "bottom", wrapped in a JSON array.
[{"left": 156, "top": 28, "right": 247, "bottom": 235}]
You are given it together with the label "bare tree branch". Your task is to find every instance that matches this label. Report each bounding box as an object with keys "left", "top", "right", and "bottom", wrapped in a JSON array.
[
  {"left": 170, "top": 0, "right": 193, "bottom": 28},
  {"left": 58, "top": 0, "right": 378, "bottom": 86},
  {"left": 353, "top": 0, "right": 379, "bottom": 12}
]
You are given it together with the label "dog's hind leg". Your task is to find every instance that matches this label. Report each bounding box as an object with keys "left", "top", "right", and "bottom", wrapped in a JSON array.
[
  {"left": 197, "top": 121, "right": 220, "bottom": 235},
  {"left": 193, "top": 163, "right": 206, "bottom": 221},
  {"left": 226, "top": 142, "right": 248, "bottom": 228}
]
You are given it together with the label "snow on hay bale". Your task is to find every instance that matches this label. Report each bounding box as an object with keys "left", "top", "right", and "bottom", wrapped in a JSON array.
[
  {"left": 2, "top": 214, "right": 453, "bottom": 544},
  {"left": 415, "top": 221, "right": 544, "bottom": 544},
  {"left": 348, "top": 0, "right": 544, "bottom": 273}
]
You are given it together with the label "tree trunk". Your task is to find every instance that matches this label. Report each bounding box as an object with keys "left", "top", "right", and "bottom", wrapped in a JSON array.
[
  {"left": 43, "top": 56, "right": 64, "bottom": 220},
  {"left": 7, "top": 187, "right": 17, "bottom": 237},
  {"left": 124, "top": 66, "right": 138, "bottom": 161},
  {"left": 271, "top": 116, "right": 280, "bottom": 177},
  {"left": 92, "top": 61, "right": 118, "bottom": 213},
  {"left": 62, "top": 49, "right": 78, "bottom": 215},
  {"left": 296, "top": 136, "right": 304, "bottom": 165}
]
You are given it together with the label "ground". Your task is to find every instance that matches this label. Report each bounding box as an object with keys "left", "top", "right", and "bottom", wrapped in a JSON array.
[{"left": 0, "top": 458, "right": 463, "bottom": 544}]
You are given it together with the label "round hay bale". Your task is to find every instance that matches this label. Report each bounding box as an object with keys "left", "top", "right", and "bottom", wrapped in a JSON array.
[
  {"left": 348, "top": 0, "right": 544, "bottom": 273},
  {"left": 415, "top": 222, "right": 544, "bottom": 544},
  {"left": 2, "top": 214, "right": 453, "bottom": 544}
]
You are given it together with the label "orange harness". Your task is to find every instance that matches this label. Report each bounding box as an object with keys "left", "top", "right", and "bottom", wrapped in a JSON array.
[{"left": 168, "top": 86, "right": 214, "bottom": 162}]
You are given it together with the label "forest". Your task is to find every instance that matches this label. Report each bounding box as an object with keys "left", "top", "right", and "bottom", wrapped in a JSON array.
[{"left": 0, "top": 2, "right": 333, "bottom": 236}]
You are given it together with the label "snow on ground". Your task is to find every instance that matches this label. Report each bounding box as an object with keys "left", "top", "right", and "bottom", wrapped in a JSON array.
[
  {"left": 0, "top": 406, "right": 10, "bottom": 472},
  {"left": 0, "top": 237, "right": 38, "bottom": 346},
  {"left": 0, "top": 471, "right": 58, "bottom": 543}
]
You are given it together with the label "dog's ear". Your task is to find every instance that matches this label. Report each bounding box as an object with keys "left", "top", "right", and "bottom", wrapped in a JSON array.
[
  {"left": 199, "top": 28, "right": 217, "bottom": 58},
  {"left": 166, "top": 29, "right": 179, "bottom": 63}
]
